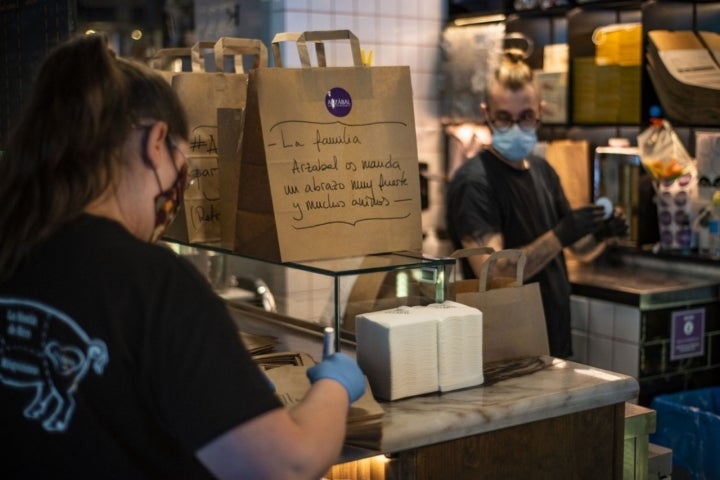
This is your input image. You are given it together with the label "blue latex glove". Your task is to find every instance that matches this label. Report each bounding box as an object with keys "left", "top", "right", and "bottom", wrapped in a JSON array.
[{"left": 306, "top": 352, "right": 366, "bottom": 404}]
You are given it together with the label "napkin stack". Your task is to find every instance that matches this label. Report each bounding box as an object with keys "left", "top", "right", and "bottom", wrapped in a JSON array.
[
  {"left": 354, "top": 306, "right": 439, "bottom": 401},
  {"left": 426, "top": 302, "right": 484, "bottom": 392},
  {"left": 355, "top": 301, "right": 483, "bottom": 401}
]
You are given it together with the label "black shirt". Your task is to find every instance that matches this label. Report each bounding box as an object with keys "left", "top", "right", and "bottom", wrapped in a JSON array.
[
  {"left": 0, "top": 214, "right": 282, "bottom": 479},
  {"left": 446, "top": 149, "right": 573, "bottom": 357}
]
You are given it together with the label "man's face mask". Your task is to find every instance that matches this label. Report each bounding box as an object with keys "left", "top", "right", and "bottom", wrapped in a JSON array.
[
  {"left": 491, "top": 125, "right": 538, "bottom": 163},
  {"left": 488, "top": 108, "right": 539, "bottom": 162}
]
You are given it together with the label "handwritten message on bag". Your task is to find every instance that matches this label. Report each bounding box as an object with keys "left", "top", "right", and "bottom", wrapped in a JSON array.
[{"left": 252, "top": 66, "right": 422, "bottom": 261}]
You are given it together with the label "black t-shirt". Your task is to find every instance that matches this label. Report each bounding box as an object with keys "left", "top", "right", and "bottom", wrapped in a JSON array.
[
  {"left": 446, "top": 150, "right": 573, "bottom": 357},
  {"left": 0, "top": 215, "right": 282, "bottom": 479}
]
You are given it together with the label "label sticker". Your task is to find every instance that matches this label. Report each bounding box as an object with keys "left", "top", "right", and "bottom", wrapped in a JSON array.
[
  {"left": 325, "top": 87, "right": 352, "bottom": 117},
  {"left": 670, "top": 307, "right": 705, "bottom": 361}
]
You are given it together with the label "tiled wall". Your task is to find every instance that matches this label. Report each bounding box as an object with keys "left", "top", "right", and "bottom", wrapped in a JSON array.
[
  {"left": 570, "top": 294, "right": 720, "bottom": 406},
  {"left": 569, "top": 295, "right": 641, "bottom": 378}
]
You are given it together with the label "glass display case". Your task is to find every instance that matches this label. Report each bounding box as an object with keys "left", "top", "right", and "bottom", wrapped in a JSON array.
[{"left": 164, "top": 240, "right": 456, "bottom": 351}]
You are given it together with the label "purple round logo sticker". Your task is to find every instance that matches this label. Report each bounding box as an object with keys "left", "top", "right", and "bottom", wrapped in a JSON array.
[
  {"left": 325, "top": 87, "right": 352, "bottom": 117},
  {"left": 674, "top": 191, "right": 688, "bottom": 207},
  {"left": 660, "top": 230, "right": 673, "bottom": 247},
  {"left": 658, "top": 210, "right": 673, "bottom": 226}
]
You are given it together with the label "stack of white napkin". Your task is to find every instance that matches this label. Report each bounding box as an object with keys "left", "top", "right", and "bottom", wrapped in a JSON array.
[{"left": 355, "top": 301, "right": 483, "bottom": 401}]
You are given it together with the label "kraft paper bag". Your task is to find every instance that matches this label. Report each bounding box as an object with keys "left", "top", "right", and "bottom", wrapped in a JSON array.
[
  {"left": 152, "top": 38, "right": 267, "bottom": 244},
  {"left": 543, "top": 139, "right": 590, "bottom": 209},
  {"left": 235, "top": 30, "right": 423, "bottom": 262},
  {"left": 451, "top": 248, "right": 550, "bottom": 365},
  {"left": 213, "top": 38, "right": 268, "bottom": 249}
]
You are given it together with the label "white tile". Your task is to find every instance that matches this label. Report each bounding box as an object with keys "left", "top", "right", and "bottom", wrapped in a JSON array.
[
  {"left": 415, "top": 128, "right": 443, "bottom": 155},
  {"left": 398, "top": 17, "right": 419, "bottom": 45},
  {"left": 378, "top": 17, "right": 400, "bottom": 44},
  {"left": 309, "top": 0, "right": 333, "bottom": 12},
  {"left": 333, "top": 14, "right": 356, "bottom": 36},
  {"left": 282, "top": 11, "right": 309, "bottom": 34},
  {"left": 416, "top": 45, "right": 441, "bottom": 73},
  {"left": 612, "top": 341, "right": 639, "bottom": 378},
  {"left": 587, "top": 335, "right": 613, "bottom": 371},
  {"left": 309, "top": 12, "right": 332, "bottom": 30},
  {"left": 569, "top": 330, "right": 589, "bottom": 365},
  {"left": 283, "top": 0, "right": 310, "bottom": 11},
  {"left": 354, "top": 16, "right": 377, "bottom": 43},
  {"left": 418, "top": 23, "right": 443, "bottom": 49},
  {"left": 333, "top": 0, "right": 355, "bottom": 14},
  {"left": 570, "top": 295, "right": 589, "bottom": 331},
  {"left": 375, "top": 44, "right": 399, "bottom": 66},
  {"left": 589, "top": 299, "right": 614, "bottom": 337},
  {"left": 355, "top": 0, "right": 376, "bottom": 16},
  {"left": 613, "top": 304, "right": 641, "bottom": 342},
  {"left": 379, "top": 1, "right": 397, "bottom": 17},
  {"left": 416, "top": 0, "right": 444, "bottom": 20}
]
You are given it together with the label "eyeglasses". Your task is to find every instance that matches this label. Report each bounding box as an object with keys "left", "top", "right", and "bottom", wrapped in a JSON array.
[
  {"left": 488, "top": 109, "right": 540, "bottom": 132},
  {"left": 168, "top": 140, "right": 199, "bottom": 189}
]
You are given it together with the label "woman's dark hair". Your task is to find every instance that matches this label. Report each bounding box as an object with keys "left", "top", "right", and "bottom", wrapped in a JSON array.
[{"left": 0, "top": 34, "right": 188, "bottom": 281}]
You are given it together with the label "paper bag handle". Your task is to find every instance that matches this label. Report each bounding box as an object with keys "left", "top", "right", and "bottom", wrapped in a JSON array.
[
  {"left": 213, "top": 37, "right": 268, "bottom": 73},
  {"left": 450, "top": 246, "right": 495, "bottom": 260},
  {"left": 479, "top": 250, "right": 526, "bottom": 291},
  {"left": 272, "top": 30, "right": 363, "bottom": 68},
  {"left": 190, "top": 41, "right": 217, "bottom": 72},
  {"left": 271, "top": 32, "right": 303, "bottom": 67},
  {"left": 149, "top": 47, "right": 195, "bottom": 72},
  {"left": 297, "top": 30, "right": 363, "bottom": 67},
  {"left": 450, "top": 248, "right": 526, "bottom": 292}
]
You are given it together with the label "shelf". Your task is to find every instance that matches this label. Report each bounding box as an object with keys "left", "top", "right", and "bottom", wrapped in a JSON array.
[
  {"left": 164, "top": 238, "right": 455, "bottom": 277},
  {"left": 163, "top": 238, "right": 456, "bottom": 351}
]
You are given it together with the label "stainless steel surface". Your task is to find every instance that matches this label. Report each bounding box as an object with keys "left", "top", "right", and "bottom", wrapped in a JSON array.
[{"left": 569, "top": 263, "right": 719, "bottom": 310}]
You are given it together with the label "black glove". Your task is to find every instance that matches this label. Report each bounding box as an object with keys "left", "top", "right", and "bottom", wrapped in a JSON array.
[
  {"left": 553, "top": 205, "right": 605, "bottom": 247},
  {"left": 593, "top": 209, "right": 629, "bottom": 242}
]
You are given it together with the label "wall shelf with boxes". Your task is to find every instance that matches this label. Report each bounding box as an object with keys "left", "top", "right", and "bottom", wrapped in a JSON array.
[{"left": 164, "top": 240, "right": 456, "bottom": 352}]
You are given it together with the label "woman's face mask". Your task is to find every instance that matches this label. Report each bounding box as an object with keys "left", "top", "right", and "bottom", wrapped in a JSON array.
[
  {"left": 149, "top": 159, "right": 187, "bottom": 243},
  {"left": 490, "top": 125, "right": 538, "bottom": 163},
  {"left": 139, "top": 124, "right": 189, "bottom": 243}
]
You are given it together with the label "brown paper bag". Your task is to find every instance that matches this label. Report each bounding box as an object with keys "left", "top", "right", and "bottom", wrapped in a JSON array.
[
  {"left": 235, "top": 30, "right": 423, "bottom": 262},
  {"left": 152, "top": 39, "right": 268, "bottom": 244},
  {"left": 451, "top": 248, "right": 549, "bottom": 364},
  {"left": 544, "top": 139, "right": 590, "bottom": 209},
  {"left": 213, "top": 38, "right": 268, "bottom": 249}
]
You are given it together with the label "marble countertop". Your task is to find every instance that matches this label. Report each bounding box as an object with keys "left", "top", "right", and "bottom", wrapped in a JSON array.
[{"left": 341, "top": 356, "right": 639, "bottom": 460}]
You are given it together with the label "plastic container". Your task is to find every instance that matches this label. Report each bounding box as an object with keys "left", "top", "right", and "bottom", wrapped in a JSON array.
[{"left": 650, "top": 388, "right": 720, "bottom": 480}]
